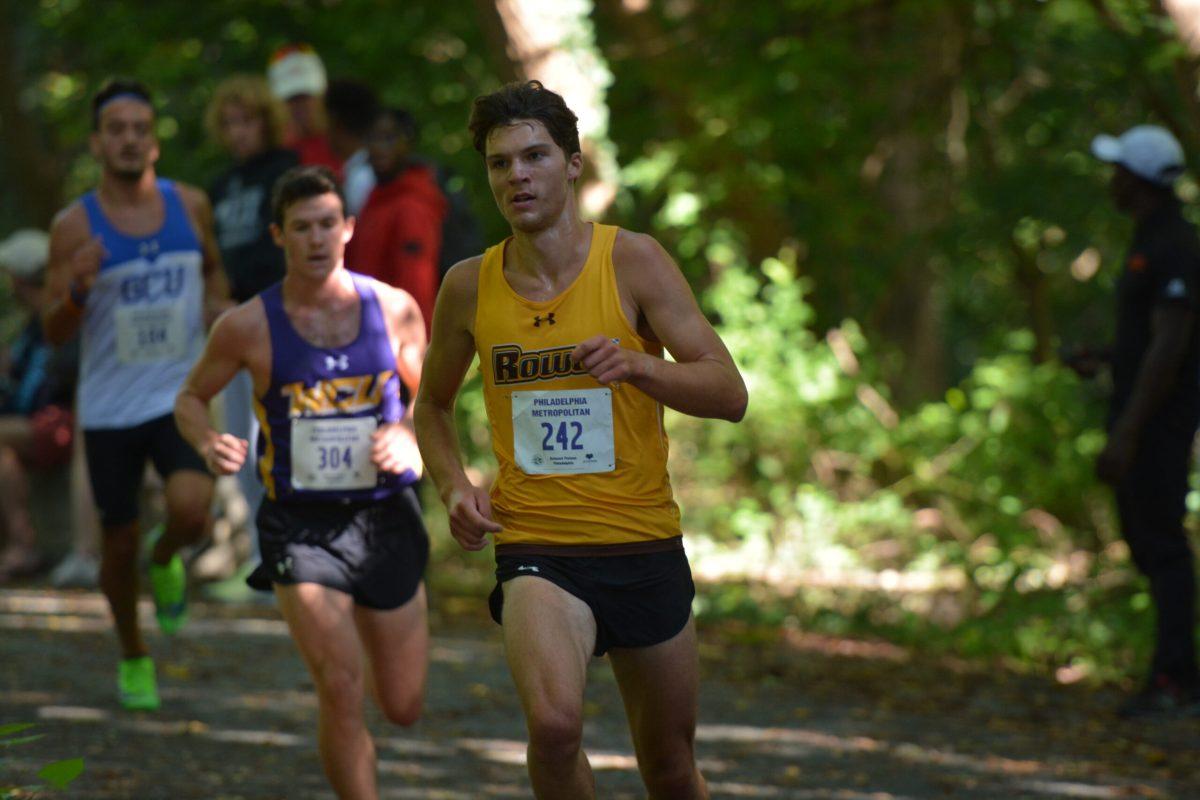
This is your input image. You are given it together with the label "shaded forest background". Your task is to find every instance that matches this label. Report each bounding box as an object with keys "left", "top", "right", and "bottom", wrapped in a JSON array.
[{"left": 1, "top": 0, "right": 1199, "bottom": 685}]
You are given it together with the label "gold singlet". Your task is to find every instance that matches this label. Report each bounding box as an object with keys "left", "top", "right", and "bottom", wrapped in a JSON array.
[{"left": 474, "top": 223, "right": 682, "bottom": 553}]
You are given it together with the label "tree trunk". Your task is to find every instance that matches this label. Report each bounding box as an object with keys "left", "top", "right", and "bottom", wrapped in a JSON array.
[
  {"left": 868, "top": 6, "right": 966, "bottom": 403},
  {"left": 0, "top": 1, "right": 63, "bottom": 227},
  {"left": 479, "top": 0, "right": 619, "bottom": 218}
]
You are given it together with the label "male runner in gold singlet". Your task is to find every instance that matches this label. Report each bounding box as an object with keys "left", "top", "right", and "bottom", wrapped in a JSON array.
[{"left": 415, "top": 80, "right": 747, "bottom": 800}]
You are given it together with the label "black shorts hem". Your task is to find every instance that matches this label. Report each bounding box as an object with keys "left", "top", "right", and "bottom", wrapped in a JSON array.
[
  {"left": 249, "top": 488, "right": 429, "bottom": 611},
  {"left": 489, "top": 549, "right": 695, "bottom": 657}
]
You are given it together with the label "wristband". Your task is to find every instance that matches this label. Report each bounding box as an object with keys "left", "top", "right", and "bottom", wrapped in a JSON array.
[{"left": 67, "top": 281, "right": 88, "bottom": 309}]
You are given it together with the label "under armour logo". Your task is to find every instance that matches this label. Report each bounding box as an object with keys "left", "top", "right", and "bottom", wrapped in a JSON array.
[
  {"left": 138, "top": 239, "right": 160, "bottom": 258},
  {"left": 325, "top": 354, "right": 350, "bottom": 371},
  {"left": 516, "top": 565, "right": 540, "bottom": 573},
  {"left": 534, "top": 313, "right": 556, "bottom": 327}
]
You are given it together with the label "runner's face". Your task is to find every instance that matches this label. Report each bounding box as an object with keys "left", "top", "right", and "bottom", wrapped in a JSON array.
[
  {"left": 271, "top": 192, "right": 354, "bottom": 280},
  {"left": 484, "top": 120, "right": 581, "bottom": 233},
  {"left": 91, "top": 98, "right": 159, "bottom": 181},
  {"left": 219, "top": 102, "right": 266, "bottom": 162}
]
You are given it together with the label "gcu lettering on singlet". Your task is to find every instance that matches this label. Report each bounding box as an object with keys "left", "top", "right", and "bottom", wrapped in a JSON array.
[
  {"left": 281, "top": 371, "right": 395, "bottom": 417},
  {"left": 120, "top": 264, "right": 187, "bottom": 303},
  {"left": 493, "top": 343, "right": 588, "bottom": 385}
]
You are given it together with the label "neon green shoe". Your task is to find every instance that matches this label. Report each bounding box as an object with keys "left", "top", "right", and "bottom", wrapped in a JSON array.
[
  {"left": 149, "top": 553, "right": 188, "bottom": 635},
  {"left": 118, "top": 656, "right": 160, "bottom": 711}
]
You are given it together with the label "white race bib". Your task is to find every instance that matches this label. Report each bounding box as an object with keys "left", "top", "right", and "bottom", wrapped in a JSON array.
[
  {"left": 291, "top": 416, "right": 378, "bottom": 490},
  {"left": 512, "top": 388, "right": 615, "bottom": 475},
  {"left": 114, "top": 301, "right": 188, "bottom": 364}
]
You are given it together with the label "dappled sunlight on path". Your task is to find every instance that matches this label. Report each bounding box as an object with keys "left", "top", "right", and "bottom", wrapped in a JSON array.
[{"left": 0, "top": 586, "right": 1195, "bottom": 798}]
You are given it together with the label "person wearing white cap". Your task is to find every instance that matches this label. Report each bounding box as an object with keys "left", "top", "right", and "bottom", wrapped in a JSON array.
[
  {"left": 267, "top": 43, "right": 340, "bottom": 173},
  {"left": 0, "top": 230, "right": 102, "bottom": 591},
  {"left": 1087, "top": 124, "right": 1200, "bottom": 717}
]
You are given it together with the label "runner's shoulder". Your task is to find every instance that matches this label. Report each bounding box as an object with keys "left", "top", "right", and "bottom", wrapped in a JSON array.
[
  {"left": 49, "top": 201, "right": 90, "bottom": 246},
  {"left": 441, "top": 255, "right": 484, "bottom": 296},
  {"left": 612, "top": 227, "right": 671, "bottom": 270},
  {"left": 367, "top": 277, "right": 423, "bottom": 327},
  {"left": 172, "top": 181, "right": 212, "bottom": 214},
  {"left": 210, "top": 296, "right": 268, "bottom": 349},
  {"left": 437, "top": 255, "right": 484, "bottom": 307}
]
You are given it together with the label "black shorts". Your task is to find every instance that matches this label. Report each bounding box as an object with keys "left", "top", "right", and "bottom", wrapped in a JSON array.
[
  {"left": 83, "top": 413, "right": 209, "bottom": 527},
  {"left": 488, "top": 546, "right": 696, "bottom": 656},
  {"left": 247, "top": 487, "right": 429, "bottom": 611}
]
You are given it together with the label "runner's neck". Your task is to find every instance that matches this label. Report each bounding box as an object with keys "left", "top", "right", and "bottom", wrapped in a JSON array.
[
  {"left": 98, "top": 170, "right": 160, "bottom": 209},
  {"left": 507, "top": 218, "right": 593, "bottom": 287}
]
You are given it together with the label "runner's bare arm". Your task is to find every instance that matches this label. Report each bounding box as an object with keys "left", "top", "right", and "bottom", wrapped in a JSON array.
[
  {"left": 178, "top": 183, "right": 233, "bottom": 326},
  {"left": 378, "top": 282, "right": 427, "bottom": 406},
  {"left": 372, "top": 282, "right": 428, "bottom": 475},
  {"left": 174, "top": 302, "right": 263, "bottom": 475},
  {"left": 42, "top": 204, "right": 100, "bottom": 345},
  {"left": 573, "top": 230, "right": 747, "bottom": 421},
  {"left": 414, "top": 259, "right": 502, "bottom": 548}
]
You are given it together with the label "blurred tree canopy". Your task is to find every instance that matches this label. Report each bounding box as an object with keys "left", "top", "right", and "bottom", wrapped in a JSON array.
[
  {"left": 1, "top": 0, "right": 1198, "bottom": 676},
  {"left": 0, "top": 0, "right": 1195, "bottom": 396}
]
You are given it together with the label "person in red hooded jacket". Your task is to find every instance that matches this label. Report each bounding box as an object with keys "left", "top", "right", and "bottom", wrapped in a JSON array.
[{"left": 348, "top": 107, "right": 447, "bottom": 335}]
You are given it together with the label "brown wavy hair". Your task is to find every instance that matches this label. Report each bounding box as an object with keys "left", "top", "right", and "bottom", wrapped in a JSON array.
[
  {"left": 205, "top": 74, "right": 289, "bottom": 150},
  {"left": 468, "top": 80, "right": 580, "bottom": 158}
]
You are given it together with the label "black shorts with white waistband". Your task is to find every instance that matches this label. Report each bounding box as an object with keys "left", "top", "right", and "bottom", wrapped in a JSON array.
[
  {"left": 488, "top": 538, "right": 695, "bottom": 657},
  {"left": 247, "top": 486, "right": 429, "bottom": 611}
]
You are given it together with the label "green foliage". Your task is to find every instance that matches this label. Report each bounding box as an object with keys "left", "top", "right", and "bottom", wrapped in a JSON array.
[
  {"left": 674, "top": 253, "right": 1151, "bottom": 680},
  {"left": 0, "top": 723, "right": 83, "bottom": 797}
]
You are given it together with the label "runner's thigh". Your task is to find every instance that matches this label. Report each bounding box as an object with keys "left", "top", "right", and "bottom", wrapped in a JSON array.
[
  {"left": 608, "top": 614, "right": 701, "bottom": 761},
  {"left": 354, "top": 583, "right": 429, "bottom": 717},
  {"left": 502, "top": 576, "right": 597, "bottom": 719}
]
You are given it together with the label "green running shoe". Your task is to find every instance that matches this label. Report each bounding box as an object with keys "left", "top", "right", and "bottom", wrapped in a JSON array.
[
  {"left": 149, "top": 552, "right": 188, "bottom": 635},
  {"left": 118, "top": 656, "right": 160, "bottom": 711}
]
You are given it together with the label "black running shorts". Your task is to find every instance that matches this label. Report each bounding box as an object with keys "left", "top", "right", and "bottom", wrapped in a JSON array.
[
  {"left": 489, "top": 545, "right": 696, "bottom": 656},
  {"left": 248, "top": 487, "right": 429, "bottom": 610},
  {"left": 83, "top": 413, "right": 209, "bottom": 527}
]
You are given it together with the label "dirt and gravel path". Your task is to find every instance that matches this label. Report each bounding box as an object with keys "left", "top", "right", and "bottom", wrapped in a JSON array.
[{"left": 1, "top": 585, "right": 1197, "bottom": 799}]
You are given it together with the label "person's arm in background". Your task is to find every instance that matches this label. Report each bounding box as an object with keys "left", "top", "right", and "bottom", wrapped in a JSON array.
[{"left": 1096, "top": 302, "right": 1193, "bottom": 483}]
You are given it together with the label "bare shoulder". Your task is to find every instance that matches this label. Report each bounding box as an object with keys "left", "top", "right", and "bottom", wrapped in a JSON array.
[
  {"left": 173, "top": 181, "right": 211, "bottom": 210},
  {"left": 438, "top": 255, "right": 484, "bottom": 310},
  {"left": 612, "top": 227, "right": 685, "bottom": 292},
  {"left": 48, "top": 201, "right": 90, "bottom": 250},
  {"left": 612, "top": 227, "right": 670, "bottom": 264},
  {"left": 371, "top": 278, "right": 422, "bottom": 323},
  {"left": 211, "top": 296, "right": 267, "bottom": 348},
  {"left": 174, "top": 181, "right": 214, "bottom": 226}
]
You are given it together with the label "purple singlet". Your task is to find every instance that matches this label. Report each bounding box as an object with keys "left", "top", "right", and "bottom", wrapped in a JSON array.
[{"left": 253, "top": 272, "right": 415, "bottom": 502}]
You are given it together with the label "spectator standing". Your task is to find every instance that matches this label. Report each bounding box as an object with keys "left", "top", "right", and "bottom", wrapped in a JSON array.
[
  {"left": 324, "top": 78, "right": 379, "bottom": 217},
  {"left": 1090, "top": 124, "right": 1200, "bottom": 717},
  {"left": 267, "top": 44, "right": 339, "bottom": 174},
  {"left": 348, "top": 107, "right": 446, "bottom": 334}
]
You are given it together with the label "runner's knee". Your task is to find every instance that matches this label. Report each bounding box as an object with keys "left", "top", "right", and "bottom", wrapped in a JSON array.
[
  {"left": 526, "top": 704, "right": 584, "bottom": 762},
  {"left": 312, "top": 661, "right": 364, "bottom": 716},
  {"left": 378, "top": 692, "right": 422, "bottom": 727},
  {"left": 640, "top": 752, "right": 700, "bottom": 799}
]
